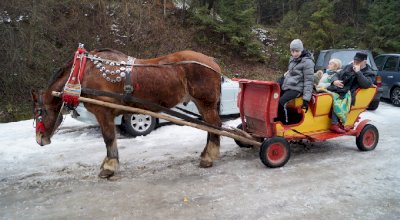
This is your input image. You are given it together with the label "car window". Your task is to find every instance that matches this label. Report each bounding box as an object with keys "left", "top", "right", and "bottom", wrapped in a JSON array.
[
  {"left": 383, "top": 56, "right": 399, "bottom": 71},
  {"left": 316, "top": 51, "right": 326, "bottom": 67},
  {"left": 330, "top": 51, "right": 357, "bottom": 66},
  {"left": 330, "top": 51, "right": 373, "bottom": 67},
  {"left": 374, "top": 56, "right": 386, "bottom": 71}
]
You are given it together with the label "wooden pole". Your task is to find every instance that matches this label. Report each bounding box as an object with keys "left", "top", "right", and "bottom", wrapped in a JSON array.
[{"left": 52, "top": 91, "right": 261, "bottom": 147}]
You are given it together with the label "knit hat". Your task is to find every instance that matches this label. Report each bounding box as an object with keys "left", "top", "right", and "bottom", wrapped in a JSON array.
[
  {"left": 354, "top": 52, "right": 368, "bottom": 61},
  {"left": 290, "top": 39, "right": 304, "bottom": 51}
]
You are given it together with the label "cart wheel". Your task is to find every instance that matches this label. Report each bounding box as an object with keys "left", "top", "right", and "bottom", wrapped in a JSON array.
[
  {"left": 356, "top": 124, "right": 379, "bottom": 151},
  {"left": 259, "top": 137, "right": 291, "bottom": 168},
  {"left": 234, "top": 124, "right": 253, "bottom": 148}
]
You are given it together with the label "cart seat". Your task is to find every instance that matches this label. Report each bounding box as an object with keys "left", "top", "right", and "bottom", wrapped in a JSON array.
[
  {"left": 285, "top": 94, "right": 333, "bottom": 116},
  {"left": 310, "top": 93, "right": 333, "bottom": 116},
  {"left": 285, "top": 97, "right": 304, "bottom": 109},
  {"left": 350, "top": 87, "right": 377, "bottom": 110}
]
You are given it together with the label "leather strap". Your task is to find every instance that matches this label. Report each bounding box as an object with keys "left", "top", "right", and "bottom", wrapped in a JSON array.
[{"left": 123, "top": 56, "right": 135, "bottom": 96}]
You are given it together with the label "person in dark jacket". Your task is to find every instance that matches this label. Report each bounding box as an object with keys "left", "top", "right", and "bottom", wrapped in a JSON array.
[
  {"left": 328, "top": 52, "right": 376, "bottom": 133},
  {"left": 279, "top": 39, "right": 315, "bottom": 123}
]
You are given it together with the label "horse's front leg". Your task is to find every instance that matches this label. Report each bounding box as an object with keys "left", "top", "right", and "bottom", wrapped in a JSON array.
[
  {"left": 198, "top": 106, "right": 221, "bottom": 168},
  {"left": 95, "top": 110, "right": 119, "bottom": 178}
]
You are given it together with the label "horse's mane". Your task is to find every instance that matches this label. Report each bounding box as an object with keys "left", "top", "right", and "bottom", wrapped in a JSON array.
[
  {"left": 92, "top": 48, "right": 126, "bottom": 55},
  {"left": 47, "top": 48, "right": 127, "bottom": 87},
  {"left": 47, "top": 58, "right": 73, "bottom": 87}
]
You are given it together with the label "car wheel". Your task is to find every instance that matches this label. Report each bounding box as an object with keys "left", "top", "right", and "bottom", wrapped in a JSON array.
[
  {"left": 391, "top": 87, "right": 400, "bottom": 107},
  {"left": 356, "top": 124, "right": 379, "bottom": 151},
  {"left": 367, "top": 99, "right": 380, "bottom": 110},
  {"left": 259, "top": 137, "right": 291, "bottom": 168},
  {"left": 121, "top": 114, "right": 157, "bottom": 137}
]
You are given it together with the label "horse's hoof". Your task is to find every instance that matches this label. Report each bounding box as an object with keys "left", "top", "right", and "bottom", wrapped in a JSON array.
[
  {"left": 99, "top": 169, "right": 115, "bottom": 179},
  {"left": 199, "top": 160, "right": 213, "bottom": 168}
]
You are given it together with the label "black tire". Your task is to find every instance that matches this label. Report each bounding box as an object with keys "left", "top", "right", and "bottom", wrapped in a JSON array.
[
  {"left": 391, "top": 87, "right": 400, "bottom": 107},
  {"left": 234, "top": 124, "right": 253, "bottom": 148},
  {"left": 367, "top": 99, "right": 380, "bottom": 110},
  {"left": 356, "top": 124, "right": 379, "bottom": 151},
  {"left": 259, "top": 137, "right": 291, "bottom": 168},
  {"left": 121, "top": 114, "right": 157, "bottom": 137}
]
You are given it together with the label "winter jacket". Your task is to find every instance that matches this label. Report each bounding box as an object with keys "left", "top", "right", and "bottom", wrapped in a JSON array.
[
  {"left": 329, "top": 63, "right": 376, "bottom": 105},
  {"left": 317, "top": 69, "right": 339, "bottom": 90},
  {"left": 281, "top": 50, "right": 315, "bottom": 101}
]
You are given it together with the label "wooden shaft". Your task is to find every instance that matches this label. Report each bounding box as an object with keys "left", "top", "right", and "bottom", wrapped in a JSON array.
[{"left": 52, "top": 91, "right": 261, "bottom": 147}]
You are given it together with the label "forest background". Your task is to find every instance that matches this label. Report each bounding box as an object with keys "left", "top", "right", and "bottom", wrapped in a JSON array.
[{"left": 0, "top": 0, "right": 399, "bottom": 122}]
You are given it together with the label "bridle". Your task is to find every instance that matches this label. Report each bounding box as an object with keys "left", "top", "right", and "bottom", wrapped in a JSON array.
[
  {"left": 33, "top": 92, "right": 45, "bottom": 133},
  {"left": 33, "top": 90, "right": 65, "bottom": 137}
]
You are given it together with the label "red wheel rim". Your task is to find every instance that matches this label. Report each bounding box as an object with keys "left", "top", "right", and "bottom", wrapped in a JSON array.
[
  {"left": 362, "top": 129, "right": 376, "bottom": 149},
  {"left": 267, "top": 143, "right": 287, "bottom": 164}
]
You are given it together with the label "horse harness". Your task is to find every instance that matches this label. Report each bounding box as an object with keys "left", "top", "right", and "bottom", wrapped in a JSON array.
[
  {"left": 33, "top": 94, "right": 46, "bottom": 133},
  {"left": 86, "top": 53, "right": 220, "bottom": 94},
  {"left": 33, "top": 91, "right": 64, "bottom": 136},
  {"left": 53, "top": 44, "right": 227, "bottom": 133},
  {"left": 62, "top": 44, "right": 220, "bottom": 108}
]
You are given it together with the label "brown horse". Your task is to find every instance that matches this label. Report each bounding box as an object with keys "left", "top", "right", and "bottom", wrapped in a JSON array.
[{"left": 31, "top": 48, "right": 222, "bottom": 178}]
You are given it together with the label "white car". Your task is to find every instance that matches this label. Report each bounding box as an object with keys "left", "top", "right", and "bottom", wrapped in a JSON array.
[{"left": 73, "top": 76, "right": 240, "bottom": 136}]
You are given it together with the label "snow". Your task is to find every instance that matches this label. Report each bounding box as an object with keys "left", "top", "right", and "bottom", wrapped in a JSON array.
[
  {"left": 1, "top": 102, "right": 399, "bottom": 219},
  {"left": 0, "top": 114, "right": 239, "bottom": 179}
]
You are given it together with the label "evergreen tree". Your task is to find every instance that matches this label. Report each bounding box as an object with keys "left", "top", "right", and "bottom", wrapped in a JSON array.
[
  {"left": 216, "top": 0, "right": 255, "bottom": 45},
  {"left": 191, "top": 0, "right": 264, "bottom": 61},
  {"left": 366, "top": 0, "right": 400, "bottom": 53},
  {"left": 305, "top": 0, "right": 337, "bottom": 51}
]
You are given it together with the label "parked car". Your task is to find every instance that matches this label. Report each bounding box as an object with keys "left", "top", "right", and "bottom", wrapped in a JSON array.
[
  {"left": 374, "top": 54, "right": 400, "bottom": 107},
  {"left": 73, "top": 75, "right": 240, "bottom": 136},
  {"left": 315, "top": 49, "right": 383, "bottom": 110}
]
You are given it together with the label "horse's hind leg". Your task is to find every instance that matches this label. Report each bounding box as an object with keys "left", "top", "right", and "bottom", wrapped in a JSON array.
[
  {"left": 198, "top": 105, "right": 221, "bottom": 168},
  {"left": 93, "top": 109, "right": 119, "bottom": 178}
]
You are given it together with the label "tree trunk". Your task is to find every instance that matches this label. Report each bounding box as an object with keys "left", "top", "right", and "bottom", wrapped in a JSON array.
[
  {"left": 256, "top": 0, "right": 261, "bottom": 24},
  {"left": 182, "top": 0, "right": 186, "bottom": 24},
  {"left": 163, "top": 0, "right": 166, "bottom": 16},
  {"left": 208, "top": 0, "right": 215, "bottom": 11}
]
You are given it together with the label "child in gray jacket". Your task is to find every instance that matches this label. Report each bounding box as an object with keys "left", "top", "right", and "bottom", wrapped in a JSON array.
[{"left": 279, "top": 39, "right": 315, "bottom": 123}]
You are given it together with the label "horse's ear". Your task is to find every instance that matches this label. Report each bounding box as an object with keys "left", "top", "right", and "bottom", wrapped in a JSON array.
[{"left": 31, "top": 89, "right": 38, "bottom": 101}]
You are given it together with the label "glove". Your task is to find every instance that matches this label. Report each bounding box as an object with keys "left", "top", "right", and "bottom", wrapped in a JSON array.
[{"left": 301, "top": 100, "right": 309, "bottom": 113}]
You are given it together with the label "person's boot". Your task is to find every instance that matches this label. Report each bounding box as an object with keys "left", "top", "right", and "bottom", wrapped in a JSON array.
[
  {"left": 339, "top": 123, "right": 351, "bottom": 132},
  {"left": 330, "top": 124, "right": 345, "bottom": 133}
]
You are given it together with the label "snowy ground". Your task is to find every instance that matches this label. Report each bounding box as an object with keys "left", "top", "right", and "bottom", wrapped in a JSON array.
[{"left": 0, "top": 102, "right": 399, "bottom": 219}]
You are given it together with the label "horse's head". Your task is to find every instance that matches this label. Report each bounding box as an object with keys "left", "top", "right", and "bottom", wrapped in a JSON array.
[{"left": 31, "top": 89, "right": 64, "bottom": 146}]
